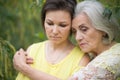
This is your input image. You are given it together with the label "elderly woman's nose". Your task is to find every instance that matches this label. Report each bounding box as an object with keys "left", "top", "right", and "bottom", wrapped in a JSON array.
[{"left": 75, "top": 31, "right": 83, "bottom": 41}]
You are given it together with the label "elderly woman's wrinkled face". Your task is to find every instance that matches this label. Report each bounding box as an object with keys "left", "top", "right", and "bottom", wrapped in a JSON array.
[{"left": 72, "top": 13, "right": 104, "bottom": 53}]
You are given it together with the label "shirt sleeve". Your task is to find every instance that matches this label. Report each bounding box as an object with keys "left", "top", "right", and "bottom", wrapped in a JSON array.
[
  {"left": 73, "top": 46, "right": 120, "bottom": 80},
  {"left": 73, "top": 64, "right": 114, "bottom": 80}
]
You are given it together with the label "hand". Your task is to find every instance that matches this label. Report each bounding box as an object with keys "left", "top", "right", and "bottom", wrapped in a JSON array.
[
  {"left": 26, "top": 56, "right": 34, "bottom": 64},
  {"left": 13, "top": 48, "right": 27, "bottom": 72},
  {"left": 68, "top": 76, "right": 78, "bottom": 80}
]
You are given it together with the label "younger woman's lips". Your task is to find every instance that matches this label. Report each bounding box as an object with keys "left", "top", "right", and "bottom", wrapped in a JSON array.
[{"left": 51, "top": 37, "right": 60, "bottom": 40}]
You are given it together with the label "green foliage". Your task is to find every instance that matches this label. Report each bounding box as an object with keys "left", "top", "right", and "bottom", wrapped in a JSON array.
[
  {"left": 0, "top": 38, "right": 17, "bottom": 80},
  {"left": 0, "top": 0, "right": 46, "bottom": 50}
]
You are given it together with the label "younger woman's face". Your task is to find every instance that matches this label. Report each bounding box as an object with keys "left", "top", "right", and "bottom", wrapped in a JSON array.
[
  {"left": 44, "top": 10, "right": 71, "bottom": 44},
  {"left": 72, "top": 13, "right": 104, "bottom": 53}
]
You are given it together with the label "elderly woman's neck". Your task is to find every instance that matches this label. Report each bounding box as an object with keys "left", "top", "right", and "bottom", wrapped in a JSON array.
[{"left": 92, "top": 42, "right": 117, "bottom": 56}]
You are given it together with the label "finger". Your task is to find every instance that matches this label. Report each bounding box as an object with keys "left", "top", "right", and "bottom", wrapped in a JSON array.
[
  {"left": 19, "top": 48, "right": 28, "bottom": 56},
  {"left": 17, "top": 48, "right": 27, "bottom": 56},
  {"left": 14, "top": 51, "right": 20, "bottom": 58},
  {"left": 26, "top": 57, "right": 33, "bottom": 60},
  {"left": 26, "top": 60, "right": 34, "bottom": 64},
  {"left": 24, "top": 52, "right": 28, "bottom": 56},
  {"left": 20, "top": 48, "right": 24, "bottom": 51},
  {"left": 68, "top": 76, "right": 78, "bottom": 80},
  {"left": 73, "top": 77, "right": 78, "bottom": 80},
  {"left": 19, "top": 48, "right": 24, "bottom": 53},
  {"left": 26, "top": 57, "right": 33, "bottom": 61},
  {"left": 26, "top": 57, "right": 34, "bottom": 64},
  {"left": 14, "top": 51, "right": 19, "bottom": 55},
  {"left": 13, "top": 51, "right": 21, "bottom": 62}
]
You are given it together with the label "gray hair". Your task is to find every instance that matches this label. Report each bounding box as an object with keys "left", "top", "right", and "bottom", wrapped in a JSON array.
[{"left": 74, "top": 0, "right": 120, "bottom": 44}]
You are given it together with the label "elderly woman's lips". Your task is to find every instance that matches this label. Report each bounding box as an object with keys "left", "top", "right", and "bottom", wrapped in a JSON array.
[{"left": 79, "top": 43, "right": 86, "bottom": 47}]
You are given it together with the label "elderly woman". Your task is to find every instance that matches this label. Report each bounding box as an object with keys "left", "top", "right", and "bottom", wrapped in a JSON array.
[{"left": 71, "top": 0, "right": 120, "bottom": 80}]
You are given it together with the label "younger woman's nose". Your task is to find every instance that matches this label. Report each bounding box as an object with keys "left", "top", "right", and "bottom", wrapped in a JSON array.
[{"left": 52, "top": 25, "right": 59, "bottom": 34}]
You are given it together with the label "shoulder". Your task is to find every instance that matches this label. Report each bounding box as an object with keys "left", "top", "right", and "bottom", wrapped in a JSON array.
[
  {"left": 26, "top": 40, "right": 47, "bottom": 54},
  {"left": 29, "top": 41, "right": 46, "bottom": 49},
  {"left": 93, "top": 43, "right": 120, "bottom": 62},
  {"left": 72, "top": 46, "right": 90, "bottom": 67},
  {"left": 79, "top": 54, "right": 90, "bottom": 67},
  {"left": 32, "top": 41, "right": 47, "bottom": 47},
  {"left": 72, "top": 46, "right": 84, "bottom": 55},
  {"left": 71, "top": 46, "right": 85, "bottom": 60},
  {"left": 73, "top": 43, "right": 120, "bottom": 79},
  {"left": 88, "top": 43, "right": 120, "bottom": 78},
  {"left": 110, "top": 43, "right": 120, "bottom": 53}
]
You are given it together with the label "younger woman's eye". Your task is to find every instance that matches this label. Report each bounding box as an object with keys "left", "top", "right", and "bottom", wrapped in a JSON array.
[
  {"left": 59, "top": 24, "right": 67, "bottom": 27},
  {"left": 47, "top": 22, "right": 53, "bottom": 25}
]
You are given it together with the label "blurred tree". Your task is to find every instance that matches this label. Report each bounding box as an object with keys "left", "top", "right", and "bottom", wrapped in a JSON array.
[
  {"left": 0, "top": 38, "right": 17, "bottom": 80},
  {"left": 0, "top": 0, "right": 46, "bottom": 50}
]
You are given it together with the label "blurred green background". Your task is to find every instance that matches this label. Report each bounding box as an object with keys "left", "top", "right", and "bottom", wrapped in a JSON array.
[{"left": 0, "top": 0, "right": 120, "bottom": 80}]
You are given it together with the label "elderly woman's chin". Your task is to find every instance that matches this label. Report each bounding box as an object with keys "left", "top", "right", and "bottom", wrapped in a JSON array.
[{"left": 80, "top": 47, "right": 90, "bottom": 53}]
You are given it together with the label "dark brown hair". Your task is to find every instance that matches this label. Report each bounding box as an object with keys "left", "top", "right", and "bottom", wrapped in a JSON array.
[{"left": 41, "top": 0, "right": 77, "bottom": 28}]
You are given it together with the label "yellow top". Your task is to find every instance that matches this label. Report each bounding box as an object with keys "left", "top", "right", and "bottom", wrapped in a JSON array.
[{"left": 16, "top": 41, "right": 85, "bottom": 80}]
